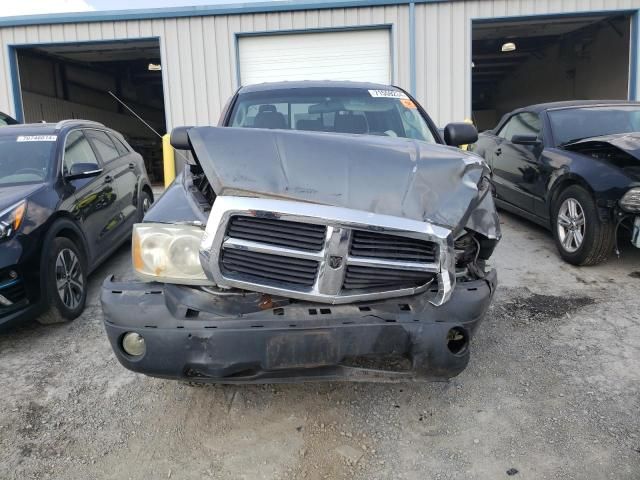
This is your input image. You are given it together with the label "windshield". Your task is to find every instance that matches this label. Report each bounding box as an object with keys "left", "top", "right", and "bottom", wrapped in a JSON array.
[
  {"left": 229, "top": 87, "right": 437, "bottom": 142},
  {"left": 549, "top": 105, "right": 640, "bottom": 146},
  {"left": 0, "top": 135, "right": 56, "bottom": 186}
]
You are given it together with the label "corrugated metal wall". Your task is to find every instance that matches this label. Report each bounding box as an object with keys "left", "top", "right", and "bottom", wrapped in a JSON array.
[
  {"left": 416, "top": 0, "right": 640, "bottom": 125},
  {"left": 0, "top": 0, "right": 638, "bottom": 129},
  {"left": 0, "top": 5, "right": 409, "bottom": 130}
]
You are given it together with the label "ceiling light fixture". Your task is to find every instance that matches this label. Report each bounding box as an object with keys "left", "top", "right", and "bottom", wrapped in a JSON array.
[
  {"left": 501, "top": 42, "right": 517, "bottom": 53},
  {"left": 148, "top": 63, "right": 162, "bottom": 71}
]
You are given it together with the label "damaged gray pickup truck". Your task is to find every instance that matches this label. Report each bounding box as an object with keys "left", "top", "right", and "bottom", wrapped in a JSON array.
[{"left": 101, "top": 81, "right": 500, "bottom": 383}]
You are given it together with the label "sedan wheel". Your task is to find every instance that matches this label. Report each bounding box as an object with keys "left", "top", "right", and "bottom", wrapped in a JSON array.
[
  {"left": 55, "top": 248, "right": 84, "bottom": 310},
  {"left": 556, "top": 197, "right": 586, "bottom": 253},
  {"left": 552, "top": 185, "right": 615, "bottom": 266}
]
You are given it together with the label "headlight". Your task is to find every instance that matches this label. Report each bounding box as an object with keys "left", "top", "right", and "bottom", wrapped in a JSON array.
[
  {"left": 132, "top": 223, "right": 213, "bottom": 284},
  {"left": 0, "top": 200, "right": 27, "bottom": 242},
  {"left": 620, "top": 188, "right": 640, "bottom": 212}
]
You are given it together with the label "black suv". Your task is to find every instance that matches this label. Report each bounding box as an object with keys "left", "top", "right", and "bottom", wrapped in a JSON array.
[{"left": 0, "top": 120, "right": 153, "bottom": 329}]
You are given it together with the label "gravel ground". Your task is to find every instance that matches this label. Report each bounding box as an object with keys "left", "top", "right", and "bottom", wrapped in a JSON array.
[{"left": 1, "top": 211, "right": 639, "bottom": 480}]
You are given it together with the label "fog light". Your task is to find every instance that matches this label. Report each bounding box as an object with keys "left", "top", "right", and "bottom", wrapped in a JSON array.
[
  {"left": 447, "top": 327, "right": 469, "bottom": 356},
  {"left": 122, "top": 332, "right": 146, "bottom": 356}
]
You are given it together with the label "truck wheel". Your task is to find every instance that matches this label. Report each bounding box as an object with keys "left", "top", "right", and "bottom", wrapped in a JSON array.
[
  {"left": 552, "top": 185, "right": 614, "bottom": 266},
  {"left": 38, "top": 238, "right": 87, "bottom": 324}
]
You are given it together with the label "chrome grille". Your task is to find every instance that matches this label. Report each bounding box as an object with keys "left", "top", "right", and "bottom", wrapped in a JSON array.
[
  {"left": 350, "top": 230, "right": 438, "bottom": 262},
  {"left": 200, "top": 196, "right": 455, "bottom": 306},
  {"left": 221, "top": 249, "right": 318, "bottom": 287},
  {"left": 227, "top": 216, "right": 326, "bottom": 252}
]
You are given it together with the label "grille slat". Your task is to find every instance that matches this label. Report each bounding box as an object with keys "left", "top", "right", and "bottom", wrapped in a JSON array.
[
  {"left": 227, "top": 216, "right": 326, "bottom": 252},
  {"left": 343, "top": 266, "right": 435, "bottom": 291},
  {"left": 221, "top": 249, "right": 318, "bottom": 287},
  {"left": 223, "top": 250, "right": 318, "bottom": 277},
  {"left": 350, "top": 230, "right": 437, "bottom": 263}
]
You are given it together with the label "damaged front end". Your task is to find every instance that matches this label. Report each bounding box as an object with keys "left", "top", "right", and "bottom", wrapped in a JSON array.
[
  {"left": 563, "top": 133, "right": 640, "bottom": 251},
  {"left": 101, "top": 127, "right": 500, "bottom": 383}
]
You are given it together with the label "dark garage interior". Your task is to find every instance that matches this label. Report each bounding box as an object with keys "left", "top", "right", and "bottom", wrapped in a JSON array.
[
  {"left": 15, "top": 39, "right": 167, "bottom": 184},
  {"left": 472, "top": 13, "right": 632, "bottom": 132}
]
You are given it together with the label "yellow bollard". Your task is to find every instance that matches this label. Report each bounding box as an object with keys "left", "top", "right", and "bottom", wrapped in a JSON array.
[{"left": 162, "top": 133, "right": 175, "bottom": 188}]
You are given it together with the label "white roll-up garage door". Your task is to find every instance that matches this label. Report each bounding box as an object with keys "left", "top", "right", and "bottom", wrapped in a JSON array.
[{"left": 238, "top": 29, "right": 391, "bottom": 85}]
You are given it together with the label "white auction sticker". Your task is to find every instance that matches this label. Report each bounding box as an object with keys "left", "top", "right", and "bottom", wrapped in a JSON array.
[
  {"left": 17, "top": 135, "right": 57, "bottom": 142},
  {"left": 368, "top": 89, "right": 408, "bottom": 99}
]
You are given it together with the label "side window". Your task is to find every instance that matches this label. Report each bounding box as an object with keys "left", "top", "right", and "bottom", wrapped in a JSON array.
[
  {"left": 109, "top": 133, "right": 130, "bottom": 156},
  {"left": 86, "top": 130, "right": 120, "bottom": 162},
  {"left": 498, "top": 113, "right": 541, "bottom": 142},
  {"left": 63, "top": 131, "right": 99, "bottom": 175}
]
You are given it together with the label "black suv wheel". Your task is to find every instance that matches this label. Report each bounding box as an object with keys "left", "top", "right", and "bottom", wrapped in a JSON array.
[{"left": 38, "top": 237, "right": 87, "bottom": 324}]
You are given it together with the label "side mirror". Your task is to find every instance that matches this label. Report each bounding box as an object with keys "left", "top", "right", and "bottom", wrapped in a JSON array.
[
  {"left": 443, "top": 123, "right": 478, "bottom": 146},
  {"left": 170, "top": 126, "right": 194, "bottom": 150},
  {"left": 511, "top": 134, "right": 541, "bottom": 146},
  {"left": 65, "top": 163, "right": 102, "bottom": 181}
]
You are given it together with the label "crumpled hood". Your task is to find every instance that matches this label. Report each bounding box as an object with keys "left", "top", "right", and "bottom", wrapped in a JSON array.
[
  {"left": 563, "top": 132, "right": 640, "bottom": 180},
  {"left": 564, "top": 132, "right": 640, "bottom": 159},
  {"left": 187, "top": 127, "right": 500, "bottom": 239}
]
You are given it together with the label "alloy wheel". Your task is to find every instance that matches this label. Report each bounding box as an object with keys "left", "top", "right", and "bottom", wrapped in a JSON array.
[
  {"left": 55, "top": 248, "right": 84, "bottom": 309},
  {"left": 557, "top": 198, "right": 586, "bottom": 253}
]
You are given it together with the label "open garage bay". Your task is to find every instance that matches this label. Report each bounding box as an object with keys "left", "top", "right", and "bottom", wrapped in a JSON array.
[{"left": 473, "top": 13, "right": 632, "bottom": 131}]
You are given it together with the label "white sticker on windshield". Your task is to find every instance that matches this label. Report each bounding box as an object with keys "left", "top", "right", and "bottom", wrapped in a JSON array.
[
  {"left": 368, "top": 89, "right": 409, "bottom": 99},
  {"left": 17, "top": 135, "right": 57, "bottom": 142}
]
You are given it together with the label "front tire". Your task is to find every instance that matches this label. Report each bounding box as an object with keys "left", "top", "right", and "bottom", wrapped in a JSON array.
[
  {"left": 37, "top": 238, "right": 87, "bottom": 325},
  {"left": 552, "top": 185, "right": 614, "bottom": 266},
  {"left": 138, "top": 190, "right": 153, "bottom": 222}
]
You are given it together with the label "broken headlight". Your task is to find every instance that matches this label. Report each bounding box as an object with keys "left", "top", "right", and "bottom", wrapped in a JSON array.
[
  {"left": 132, "top": 223, "right": 213, "bottom": 285},
  {"left": 620, "top": 188, "right": 640, "bottom": 213},
  {"left": 0, "top": 200, "right": 27, "bottom": 242}
]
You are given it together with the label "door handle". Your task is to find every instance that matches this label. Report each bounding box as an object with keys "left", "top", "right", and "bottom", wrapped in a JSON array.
[
  {"left": 104, "top": 175, "right": 113, "bottom": 184},
  {"left": 495, "top": 148, "right": 502, "bottom": 156},
  {"left": 128, "top": 163, "right": 135, "bottom": 170}
]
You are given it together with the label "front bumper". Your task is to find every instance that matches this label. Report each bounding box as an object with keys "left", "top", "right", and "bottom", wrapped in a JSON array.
[{"left": 101, "top": 270, "right": 497, "bottom": 383}]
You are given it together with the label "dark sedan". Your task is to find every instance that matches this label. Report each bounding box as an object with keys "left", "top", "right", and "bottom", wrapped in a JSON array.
[
  {"left": 0, "top": 120, "right": 153, "bottom": 330},
  {"left": 471, "top": 101, "right": 640, "bottom": 265}
]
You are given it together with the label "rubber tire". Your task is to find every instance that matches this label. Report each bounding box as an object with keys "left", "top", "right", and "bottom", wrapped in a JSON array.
[
  {"left": 137, "top": 190, "right": 153, "bottom": 222},
  {"left": 551, "top": 185, "right": 615, "bottom": 266},
  {"left": 37, "top": 237, "right": 88, "bottom": 325}
]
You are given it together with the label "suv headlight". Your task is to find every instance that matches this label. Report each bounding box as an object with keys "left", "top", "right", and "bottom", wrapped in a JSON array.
[
  {"left": 132, "top": 223, "right": 213, "bottom": 285},
  {"left": 620, "top": 188, "right": 640, "bottom": 213},
  {"left": 0, "top": 200, "right": 27, "bottom": 242}
]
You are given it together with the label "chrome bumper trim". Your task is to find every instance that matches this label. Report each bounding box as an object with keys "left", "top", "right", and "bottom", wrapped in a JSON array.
[{"left": 199, "top": 196, "right": 455, "bottom": 306}]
